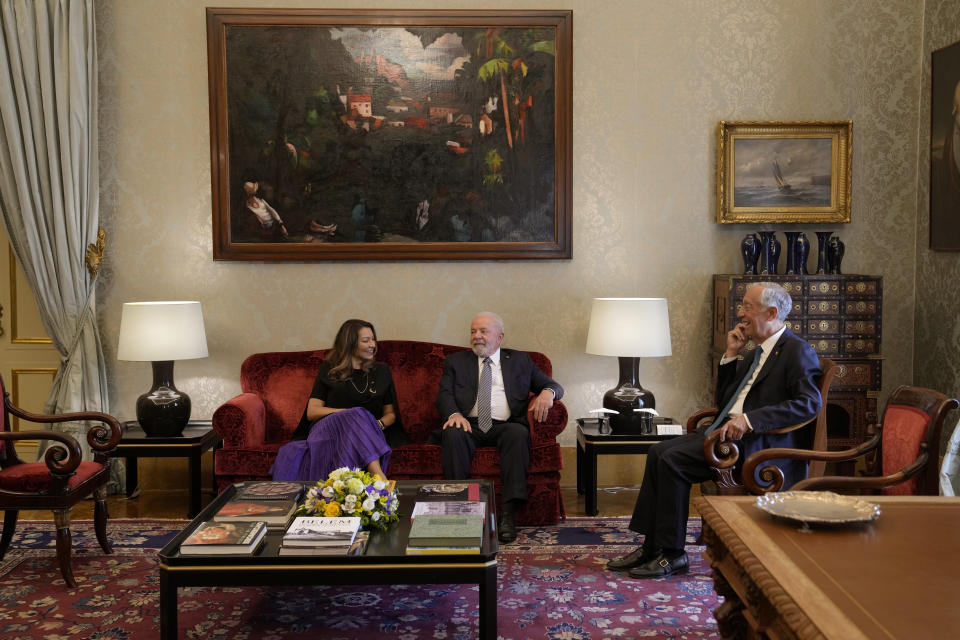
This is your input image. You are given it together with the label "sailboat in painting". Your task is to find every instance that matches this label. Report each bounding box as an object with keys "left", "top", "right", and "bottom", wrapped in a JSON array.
[{"left": 771, "top": 159, "right": 793, "bottom": 193}]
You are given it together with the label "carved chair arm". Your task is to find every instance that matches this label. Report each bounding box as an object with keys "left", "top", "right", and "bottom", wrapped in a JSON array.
[
  {"left": 4, "top": 402, "right": 121, "bottom": 450},
  {"left": 703, "top": 429, "right": 740, "bottom": 470},
  {"left": 740, "top": 432, "right": 882, "bottom": 494},
  {"left": 0, "top": 429, "right": 83, "bottom": 475},
  {"left": 793, "top": 446, "right": 929, "bottom": 493},
  {"left": 686, "top": 407, "right": 718, "bottom": 433}
]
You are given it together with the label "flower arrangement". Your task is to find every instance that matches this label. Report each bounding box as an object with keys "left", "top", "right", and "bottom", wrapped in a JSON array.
[{"left": 296, "top": 467, "right": 400, "bottom": 531}]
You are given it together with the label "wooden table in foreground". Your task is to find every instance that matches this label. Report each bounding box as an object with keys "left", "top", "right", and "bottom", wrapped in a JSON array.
[
  {"left": 158, "top": 480, "right": 499, "bottom": 640},
  {"left": 695, "top": 495, "right": 960, "bottom": 639}
]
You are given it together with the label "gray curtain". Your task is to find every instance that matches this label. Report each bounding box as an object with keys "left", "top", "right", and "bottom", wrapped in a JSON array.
[{"left": 0, "top": 0, "right": 117, "bottom": 487}]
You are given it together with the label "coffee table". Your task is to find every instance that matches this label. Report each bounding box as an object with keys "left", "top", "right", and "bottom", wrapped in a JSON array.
[{"left": 158, "top": 479, "right": 499, "bottom": 639}]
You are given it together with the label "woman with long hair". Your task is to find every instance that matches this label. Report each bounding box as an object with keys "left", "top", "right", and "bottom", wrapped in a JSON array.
[{"left": 271, "top": 319, "right": 399, "bottom": 482}]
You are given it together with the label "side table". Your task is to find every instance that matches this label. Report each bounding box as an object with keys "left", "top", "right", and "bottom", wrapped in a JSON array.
[
  {"left": 576, "top": 419, "right": 681, "bottom": 516},
  {"left": 115, "top": 420, "right": 220, "bottom": 518}
]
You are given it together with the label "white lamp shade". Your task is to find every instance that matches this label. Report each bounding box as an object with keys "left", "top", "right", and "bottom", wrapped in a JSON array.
[
  {"left": 585, "top": 297, "right": 672, "bottom": 357},
  {"left": 117, "top": 301, "right": 209, "bottom": 361}
]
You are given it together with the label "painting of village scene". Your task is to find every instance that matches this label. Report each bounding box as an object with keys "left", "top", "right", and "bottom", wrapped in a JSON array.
[
  {"left": 208, "top": 10, "right": 572, "bottom": 260},
  {"left": 716, "top": 121, "right": 851, "bottom": 224}
]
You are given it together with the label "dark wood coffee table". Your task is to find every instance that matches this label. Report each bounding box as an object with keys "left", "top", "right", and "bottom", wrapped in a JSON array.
[{"left": 158, "top": 480, "right": 499, "bottom": 639}]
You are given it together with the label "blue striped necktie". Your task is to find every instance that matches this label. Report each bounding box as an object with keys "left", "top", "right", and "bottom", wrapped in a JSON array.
[
  {"left": 706, "top": 346, "right": 763, "bottom": 434},
  {"left": 477, "top": 357, "right": 493, "bottom": 432}
]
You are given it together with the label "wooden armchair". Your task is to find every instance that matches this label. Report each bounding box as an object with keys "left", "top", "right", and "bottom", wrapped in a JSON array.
[
  {"left": 687, "top": 356, "right": 837, "bottom": 495},
  {"left": 0, "top": 374, "right": 122, "bottom": 587},
  {"left": 745, "top": 385, "right": 958, "bottom": 496}
]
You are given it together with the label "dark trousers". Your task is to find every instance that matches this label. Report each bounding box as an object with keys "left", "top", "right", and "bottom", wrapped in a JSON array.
[
  {"left": 440, "top": 419, "right": 530, "bottom": 504},
  {"left": 628, "top": 431, "right": 713, "bottom": 551}
]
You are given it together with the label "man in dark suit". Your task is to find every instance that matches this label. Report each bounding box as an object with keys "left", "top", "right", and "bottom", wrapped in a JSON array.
[
  {"left": 608, "top": 282, "right": 821, "bottom": 578},
  {"left": 437, "top": 312, "right": 563, "bottom": 543}
]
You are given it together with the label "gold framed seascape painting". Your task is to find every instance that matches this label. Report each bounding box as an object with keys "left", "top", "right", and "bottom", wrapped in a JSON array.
[
  {"left": 206, "top": 8, "right": 572, "bottom": 261},
  {"left": 717, "top": 121, "right": 852, "bottom": 224}
]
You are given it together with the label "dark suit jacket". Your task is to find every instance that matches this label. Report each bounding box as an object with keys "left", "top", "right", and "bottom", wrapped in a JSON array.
[
  {"left": 716, "top": 327, "right": 821, "bottom": 488},
  {"left": 436, "top": 348, "right": 563, "bottom": 426}
]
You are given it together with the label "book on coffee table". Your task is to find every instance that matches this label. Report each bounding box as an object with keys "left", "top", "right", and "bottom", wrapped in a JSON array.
[
  {"left": 180, "top": 520, "right": 267, "bottom": 555},
  {"left": 282, "top": 516, "right": 361, "bottom": 547},
  {"left": 407, "top": 514, "right": 484, "bottom": 548},
  {"left": 405, "top": 544, "right": 482, "bottom": 555},
  {"left": 213, "top": 498, "right": 298, "bottom": 528},
  {"left": 411, "top": 500, "right": 486, "bottom": 521},
  {"left": 416, "top": 482, "right": 480, "bottom": 500},
  {"left": 237, "top": 481, "right": 305, "bottom": 501}
]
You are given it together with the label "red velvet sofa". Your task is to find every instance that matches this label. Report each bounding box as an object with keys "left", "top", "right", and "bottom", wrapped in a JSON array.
[{"left": 212, "top": 340, "right": 568, "bottom": 525}]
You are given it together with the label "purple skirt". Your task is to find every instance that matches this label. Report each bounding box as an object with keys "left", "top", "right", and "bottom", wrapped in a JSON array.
[{"left": 270, "top": 407, "right": 391, "bottom": 481}]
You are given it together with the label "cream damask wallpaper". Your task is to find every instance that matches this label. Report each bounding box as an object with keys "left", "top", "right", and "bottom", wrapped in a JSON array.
[
  {"left": 96, "top": 0, "right": 932, "bottom": 446},
  {"left": 916, "top": 0, "right": 960, "bottom": 445}
]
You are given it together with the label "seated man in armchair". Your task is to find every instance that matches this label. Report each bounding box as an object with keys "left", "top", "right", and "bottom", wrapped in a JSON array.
[
  {"left": 608, "top": 282, "right": 821, "bottom": 578},
  {"left": 436, "top": 312, "right": 563, "bottom": 544}
]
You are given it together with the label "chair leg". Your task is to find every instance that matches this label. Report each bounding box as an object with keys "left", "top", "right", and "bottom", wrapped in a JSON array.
[
  {"left": 0, "top": 510, "right": 19, "bottom": 560},
  {"left": 93, "top": 486, "right": 112, "bottom": 554},
  {"left": 53, "top": 508, "right": 77, "bottom": 588}
]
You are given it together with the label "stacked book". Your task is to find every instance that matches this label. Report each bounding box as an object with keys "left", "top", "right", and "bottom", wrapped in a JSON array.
[
  {"left": 279, "top": 516, "right": 362, "bottom": 555},
  {"left": 213, "top": 481, "right": 304, "bottom": 529},
  {"left": 180, "top": 520, "right": 268, "bottom": 555},
  {"left": 406, "top": 500, "right": 486, "bottom": 555}
]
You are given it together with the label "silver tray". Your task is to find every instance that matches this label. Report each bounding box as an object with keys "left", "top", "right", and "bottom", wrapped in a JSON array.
[{"left": 755, "top": 491, "right": 880, "bottom": 524}]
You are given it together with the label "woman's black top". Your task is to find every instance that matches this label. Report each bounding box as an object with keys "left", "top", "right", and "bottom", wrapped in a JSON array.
[{"left": 290, "top": 361, "right": 399, "bottom": 441}]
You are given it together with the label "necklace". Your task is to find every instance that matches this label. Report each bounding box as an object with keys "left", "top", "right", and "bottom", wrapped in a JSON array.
[{"left": 348, "top": 370, "right": 370, "bottom": 394}]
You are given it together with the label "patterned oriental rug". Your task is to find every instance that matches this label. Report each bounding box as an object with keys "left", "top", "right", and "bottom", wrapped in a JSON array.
[{"left": 0, "top": 518, "right": 721, "bottom": 639}]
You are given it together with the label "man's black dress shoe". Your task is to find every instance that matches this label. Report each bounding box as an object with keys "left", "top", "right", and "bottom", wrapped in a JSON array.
[
  {"left": 498, "top": 511, "right": 517, "bottom": 543},
  {"left": 627, "top": 551, "right": 689, "bottom": 578},
  {"left": 606, "top": 546, "right": 657, "bottom": 571}
]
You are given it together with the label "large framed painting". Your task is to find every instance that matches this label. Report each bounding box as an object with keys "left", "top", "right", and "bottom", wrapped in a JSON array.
[
  {"left": 930, "top": 39, "right": 960, "bottom": 251},
  {"left": 717, "top": 121, "right": 852, "bottom": 224},
  {"left": 206, "top": 8, "right": 572, "bottom": 261}
]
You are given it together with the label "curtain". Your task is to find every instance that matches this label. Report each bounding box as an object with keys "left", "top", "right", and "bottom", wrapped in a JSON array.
[{"left": 0, "top": 0, "right": 118, "bottom": 488}]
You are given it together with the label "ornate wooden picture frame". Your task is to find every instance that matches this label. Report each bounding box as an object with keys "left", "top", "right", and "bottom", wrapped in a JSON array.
[
  {"left": 206, "top": 8, "right": 572, "bottom": 261},
  {"left": 930, "top": 39, "right": 960, "bottom": 250},
  {"left": 717, "top": 121, "right": 852, "bottom": 224}
]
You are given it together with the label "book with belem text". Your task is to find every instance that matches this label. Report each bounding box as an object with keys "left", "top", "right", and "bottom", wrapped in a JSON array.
[
  {"left": 213, "top": 498, "right": 298, "bottom": 527},
  {"left": 180, "top": 520, "right": 267, "bottom": 555},
  {"left": 407, "top": 514, "right": 484, "bottom": 548},
  {"left": 282, "top": 516, "right": 361, "bottom": 547},
  {"left": 411, "top": 501, "right": 486, "bottom": 521}
]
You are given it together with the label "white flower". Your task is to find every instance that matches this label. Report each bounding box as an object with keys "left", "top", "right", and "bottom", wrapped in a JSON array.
[
  {"left": 321, "top": 486, "right": 335, "bottom": 499},
  {"left": 373, "top": 479, "right": 386, "bottom": 491},
  {"left": 371, "top": 511, "right": 381, "bottom": 521},
  {"left": 332, "top": 479, "right": 345, "bottom": 491},
  {"left": 362, "top": 497, "right": 376, "bottom": 512},
  {"left": 344, "top": 494, "right": 358, "bottom": 505},
  {"left": 346, "top": 478, "right": 365, "bottom": 495},
  {"left": 329, "top": 467, "right": 348, "bottom": 480},
  {"left": 343, "top": 504, "right": 355, "bottom": 513}
]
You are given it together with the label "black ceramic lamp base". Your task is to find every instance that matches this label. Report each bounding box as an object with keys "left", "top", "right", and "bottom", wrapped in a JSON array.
[
  {"left": 603, "top": 357, "right": 656, "bottom": 434},
  {"left": 136, "top": 360, "right": 191, "bottom": 438}
]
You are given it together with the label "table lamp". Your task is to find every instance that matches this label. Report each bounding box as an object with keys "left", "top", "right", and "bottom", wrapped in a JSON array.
[
  {"left": 585, "top": 297, "right": 672, "bottom": 433},
  {"left": 117, "top": 301, "right": 208, "bottom": 437}
]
